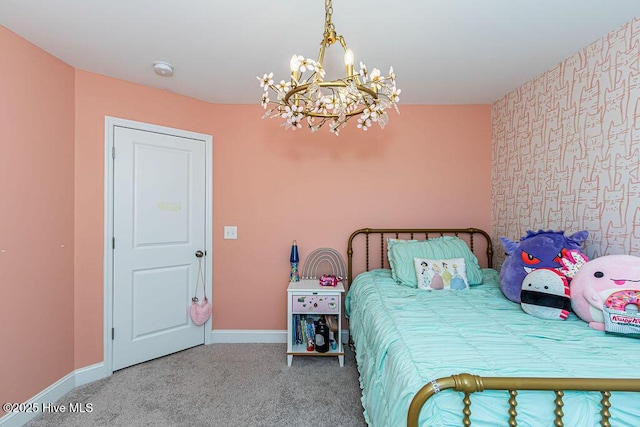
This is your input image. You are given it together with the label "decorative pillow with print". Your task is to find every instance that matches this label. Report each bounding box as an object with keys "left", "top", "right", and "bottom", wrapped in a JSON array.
[{"left": 414, "top": 258, "right": 469, "bottom": 291}]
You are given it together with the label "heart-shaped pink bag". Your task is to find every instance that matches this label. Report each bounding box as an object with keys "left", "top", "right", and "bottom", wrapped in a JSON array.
[
  {"left": 190, "top": 296, "right": 211, "bottom": 326},
  {"left": 190, "top": 251, "right": 211, "bottom": 326}
]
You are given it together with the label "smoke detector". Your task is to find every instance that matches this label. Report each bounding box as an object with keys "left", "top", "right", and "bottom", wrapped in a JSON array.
[{"left": 153, "top": 61, "right": 174, "bottom": 77}]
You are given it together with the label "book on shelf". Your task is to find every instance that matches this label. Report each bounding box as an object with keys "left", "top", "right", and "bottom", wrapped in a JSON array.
[{"left": 293, "top": 314, "right": 317, "bottom": 345}]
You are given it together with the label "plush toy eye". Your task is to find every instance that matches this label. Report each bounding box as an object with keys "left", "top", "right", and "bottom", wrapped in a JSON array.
[
  {"left": 594, "top": 271, "right": 604, "bottom": 278},
  {"left": 553, "top": 252, "right": 562, "bottom": 263},
  {"left": 521, "top": 251, "right": 541, "bottom": 265}
]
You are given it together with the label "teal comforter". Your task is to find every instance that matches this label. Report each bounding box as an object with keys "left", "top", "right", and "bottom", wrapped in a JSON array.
[{"left": 345, "top": 268, "right": 640, "bottom": 427}]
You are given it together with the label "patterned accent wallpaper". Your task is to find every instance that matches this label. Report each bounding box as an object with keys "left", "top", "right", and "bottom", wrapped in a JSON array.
[{"left": 492, "top": 17, "right": 640, "bottom": 267}]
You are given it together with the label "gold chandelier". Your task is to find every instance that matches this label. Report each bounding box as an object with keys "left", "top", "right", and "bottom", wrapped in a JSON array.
[{"left": 258, "top": 0, "right": 400, "bottom": 136}]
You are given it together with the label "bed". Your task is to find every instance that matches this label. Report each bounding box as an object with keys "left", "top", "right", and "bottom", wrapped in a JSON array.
[{"left": 344, "top": 227, "right": 640, "bottom": 427}]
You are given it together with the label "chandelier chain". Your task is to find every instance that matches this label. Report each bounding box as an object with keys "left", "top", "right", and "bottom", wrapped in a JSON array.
[
  {"left": 323, "top": 0, "right": 336, "bottom": 46},
  {"left": 325, "top": 0, "right": 333, "bottom": 27}
]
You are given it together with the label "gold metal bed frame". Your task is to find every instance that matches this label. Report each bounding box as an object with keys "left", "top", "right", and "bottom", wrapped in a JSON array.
[{"left": 346, "top": 227, "right": 640, "bottom": 427}]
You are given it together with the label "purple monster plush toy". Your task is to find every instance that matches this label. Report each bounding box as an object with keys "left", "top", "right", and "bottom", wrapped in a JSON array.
[{"left": 499, "top": 229, "right": 588, "bottom": 303}]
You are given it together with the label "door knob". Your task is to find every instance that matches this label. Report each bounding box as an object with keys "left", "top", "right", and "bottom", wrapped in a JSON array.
[{"left": 195, "top": 250, "right": 204, "bottom": 258}]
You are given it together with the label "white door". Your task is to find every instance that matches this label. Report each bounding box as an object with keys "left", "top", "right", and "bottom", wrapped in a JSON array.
[{"left": 112, "top": 126, "right": 207, "bottom": 371}]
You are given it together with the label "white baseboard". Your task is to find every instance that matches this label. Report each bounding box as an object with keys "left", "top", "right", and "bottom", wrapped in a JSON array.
[
  {"left": 0, "top": 363, "right": 107, "bottom": 427},
  {"left": 210, "top": 329, "right": 287, "bottom": 343},
  {"left": 210, "top": 329, "right": 349, "bottom": 345},
  {"left": 74, "top": 362, "right": 108, "bottom": 387}
]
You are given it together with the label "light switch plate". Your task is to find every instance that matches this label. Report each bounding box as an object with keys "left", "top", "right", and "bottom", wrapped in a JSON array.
[{"left": 224, "top": 226, "right": 238, "bottom": 239}]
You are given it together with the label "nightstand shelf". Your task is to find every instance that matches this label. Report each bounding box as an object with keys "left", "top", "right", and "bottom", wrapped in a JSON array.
[{"left": 287, "top": 280, "right": 345, "bottom": 367}]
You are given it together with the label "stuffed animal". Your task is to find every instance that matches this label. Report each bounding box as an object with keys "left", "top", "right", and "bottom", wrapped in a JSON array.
[
  {"left": 499, "top": 229, "right": 588, "bottom": 303},
  {"left": 520, "top": 268, "right": 571, "bottom": 320},
  {"left": 568, "top": 254, "right": 640, "bottom": 331}
]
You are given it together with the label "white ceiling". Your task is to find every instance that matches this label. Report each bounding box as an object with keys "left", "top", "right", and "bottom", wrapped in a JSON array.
[{"left": 1, "top": 1, "right": 638, "bottom": 105}]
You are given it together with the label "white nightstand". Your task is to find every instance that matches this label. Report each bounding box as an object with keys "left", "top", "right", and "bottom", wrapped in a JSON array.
[{"left": 287, "top": 279, "right": 345, "bottom": 367}]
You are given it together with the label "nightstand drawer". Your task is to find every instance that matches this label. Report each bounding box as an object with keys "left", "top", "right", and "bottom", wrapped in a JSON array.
[{"left": 291, "top": 294, "right": 340, "bottom": 313}]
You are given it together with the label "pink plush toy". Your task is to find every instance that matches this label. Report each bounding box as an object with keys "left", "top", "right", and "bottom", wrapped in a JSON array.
[{"left": 569, "top": 254, "right": 640, "bottom": 331}]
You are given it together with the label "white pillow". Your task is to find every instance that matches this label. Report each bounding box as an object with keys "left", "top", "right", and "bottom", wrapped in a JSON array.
[{"left": 414, "top": 257, "right": 469, "bottom": 291}]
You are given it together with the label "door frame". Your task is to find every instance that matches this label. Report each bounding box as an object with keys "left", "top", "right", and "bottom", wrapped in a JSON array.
[{"left": 103, "top": 116, "right": 213, "bottom": 375}]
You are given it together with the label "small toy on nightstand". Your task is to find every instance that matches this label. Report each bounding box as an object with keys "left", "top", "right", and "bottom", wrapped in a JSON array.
[{"left": 319, "top": 274, "right": 342, "bottom": 287}]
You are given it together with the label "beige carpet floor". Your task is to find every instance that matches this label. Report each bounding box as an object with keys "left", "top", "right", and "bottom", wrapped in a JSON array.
[{"left": 25, "top": 343, "right": 367, "bottom": 427}]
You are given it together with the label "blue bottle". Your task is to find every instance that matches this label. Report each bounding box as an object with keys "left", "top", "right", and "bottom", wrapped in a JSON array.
[{"left": 290, "top": 240, "right": 300, "bottom": 282}]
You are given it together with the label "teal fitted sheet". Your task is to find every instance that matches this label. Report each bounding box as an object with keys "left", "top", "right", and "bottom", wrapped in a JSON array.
[{"left": 345, "top": 268, "right": 640, "bottom": 427}]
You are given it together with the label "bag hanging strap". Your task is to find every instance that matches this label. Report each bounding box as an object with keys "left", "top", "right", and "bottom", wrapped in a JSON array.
[{"left": 192, "top": 251, "right": 207, "bottom": 303}]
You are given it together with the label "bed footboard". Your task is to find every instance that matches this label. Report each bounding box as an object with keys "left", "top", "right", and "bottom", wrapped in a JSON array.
[{"left": 407, "top": 373, "right": 640, "bottom": 427}]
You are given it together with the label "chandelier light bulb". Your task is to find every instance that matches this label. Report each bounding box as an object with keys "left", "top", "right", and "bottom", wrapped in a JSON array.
[
  {"left": 257, "top": 0, "right": 401, "bottom": 135},
  {"left": 344, "top": 49, "right": 355, "bottom": 78},
  {"left": 344, "top": 49, "right": 354, "bottom": 66}
]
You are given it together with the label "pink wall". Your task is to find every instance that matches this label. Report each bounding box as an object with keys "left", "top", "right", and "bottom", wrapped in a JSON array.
[
  {"left": 74, "top": 73, "right": 492, "bottom": 365},
  {"left": 0, "top": 26, "right": 75, "bottom": 410},
  {"left": 212, "top": 104, "right": 492, "bottom": 332}
]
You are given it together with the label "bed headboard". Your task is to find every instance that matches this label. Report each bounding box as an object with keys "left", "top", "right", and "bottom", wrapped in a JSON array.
[{"left": 347, "top": 227, "right": 494, "bottom": 287}]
